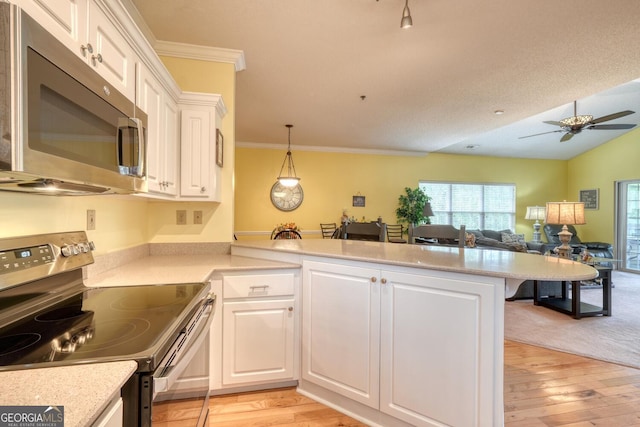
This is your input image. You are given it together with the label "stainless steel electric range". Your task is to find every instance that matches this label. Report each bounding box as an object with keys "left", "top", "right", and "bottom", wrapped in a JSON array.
[{"left": 0, "top": 231, "right": 215, "bottom": 426}]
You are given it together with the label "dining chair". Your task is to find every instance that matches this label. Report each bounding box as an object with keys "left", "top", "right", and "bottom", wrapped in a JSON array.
[
  {"left": 271, "top": 229, "right": 302, "bottom": 239},
  {"left": 320, "top": 223, "right": 338, "bottom": 239},
  {"left": 386, "top": 224, "right": 407, "bottom": 243}
]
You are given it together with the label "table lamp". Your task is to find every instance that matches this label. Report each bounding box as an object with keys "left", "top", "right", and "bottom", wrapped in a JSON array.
[
  {"left": 525, "top": 206, "right": 546, "bottom": 243},
  {"left": 423, "top": 202, "right": 434, "bottom": 223},
  {"left": 545, "top": 201, "right": 586, "bottom": 259}
]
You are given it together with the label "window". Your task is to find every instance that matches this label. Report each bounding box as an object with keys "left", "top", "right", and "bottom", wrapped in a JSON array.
[{"left": 419, "top": 181, "right": 516, "bottom": 230}]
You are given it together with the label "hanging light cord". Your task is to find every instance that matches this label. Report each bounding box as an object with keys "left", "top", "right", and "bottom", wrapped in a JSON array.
[{"left": 278, "top": 124, "right": 299, "bottom": 184}]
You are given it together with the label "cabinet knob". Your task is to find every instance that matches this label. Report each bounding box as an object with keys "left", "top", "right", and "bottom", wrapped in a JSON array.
[
  {"left": 371, "top": 277, "right": 377, "bottom": 283},
  {"left": 200, "top": 186, "right": 206, "bottom": 193},
  {"left": 288, "top": 307, "right": 294, "bottom": 312},
  {"left": 81, "top": 43, "right": 93, "bottom": 55},
  {"left": 381, "top": 278, "right": 387, "bottom": 284},
  {"left": 92, "top": 53, "right": 103, "bottom": 64}
]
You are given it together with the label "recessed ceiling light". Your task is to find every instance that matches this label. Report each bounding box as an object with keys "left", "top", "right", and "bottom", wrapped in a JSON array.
[{"left": 494, "top": 110, "right": 504, "bottom": 115}]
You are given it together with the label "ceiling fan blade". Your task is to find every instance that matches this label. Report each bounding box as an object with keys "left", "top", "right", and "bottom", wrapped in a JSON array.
[
  {"left": 591, "top": 110, "right": 635, "bottom": 124},
  {"left": 542, "top": 120, "right": 564, "bottom": 127},
  {"left": 518, "top": 129, "right": 563, "bottom": 139},
  {"left": 560, "top": 132, "right": 574, "bottom": 142},
  {"left": 587, "top": 123, "right": 637, "bottom": 130}
]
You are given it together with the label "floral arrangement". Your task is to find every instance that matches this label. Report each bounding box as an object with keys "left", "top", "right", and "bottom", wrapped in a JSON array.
[{"left": 275, "top": 222, "right": 300, "bottom": 232}]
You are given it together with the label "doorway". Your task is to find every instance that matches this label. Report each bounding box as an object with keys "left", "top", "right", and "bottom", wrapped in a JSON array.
[{"left": 615, "top": 180, "right": 640, "bottom": 272}]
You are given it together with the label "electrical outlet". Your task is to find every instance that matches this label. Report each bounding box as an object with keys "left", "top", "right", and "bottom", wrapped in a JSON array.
[
  {"left": 194, "top": 210, "right": 203, "bottom": 224},
  {"left": 87, "top": 209, "right": 96, "bottom": 230},
  {"left": 176, "top": 210, "right": 187, "bottom": 225}
]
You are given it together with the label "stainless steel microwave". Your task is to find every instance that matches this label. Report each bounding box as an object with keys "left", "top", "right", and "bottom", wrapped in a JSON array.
[{"left": 0, "top": 3, "right": 147, "bottom": 195}]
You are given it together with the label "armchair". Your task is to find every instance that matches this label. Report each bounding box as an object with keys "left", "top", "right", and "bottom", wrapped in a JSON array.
[{"left": 543, "top": 224, "right": 613, "bottom": 259}]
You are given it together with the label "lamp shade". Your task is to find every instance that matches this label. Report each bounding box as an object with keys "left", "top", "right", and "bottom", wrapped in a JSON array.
[
  {"left": 525, "top": 206, "right": 546, "bottom": 221},
  {"left": 545, "top": 201, "right": 586, "bottom": 225},
  {"left": 423, "top": 202, "right": 434, "bottom": 217}
]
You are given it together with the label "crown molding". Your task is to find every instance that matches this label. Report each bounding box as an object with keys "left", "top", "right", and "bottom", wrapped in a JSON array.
[
  {"left": 154, "top": 40, "right": 246, "bottom": 71},
  {"left": 236, "top": 141, "right": 428, "bottom": 157}
]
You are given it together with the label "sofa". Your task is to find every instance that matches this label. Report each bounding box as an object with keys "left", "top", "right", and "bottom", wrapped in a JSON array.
[
  {"left": 543, "top": 224, "right": 614, "bottom": 259},
  {"left": 466, "top": 229, "right": 542, "bottom": 253}
]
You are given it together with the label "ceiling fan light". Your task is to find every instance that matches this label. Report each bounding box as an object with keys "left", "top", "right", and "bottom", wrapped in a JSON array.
[{"left": 559, "top": 115, "right": 593, "bottom": 127}]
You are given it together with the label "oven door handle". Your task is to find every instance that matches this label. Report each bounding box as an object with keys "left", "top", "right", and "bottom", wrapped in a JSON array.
[{"left": 153, "top": 300, "right": 214, "bottom": 396}]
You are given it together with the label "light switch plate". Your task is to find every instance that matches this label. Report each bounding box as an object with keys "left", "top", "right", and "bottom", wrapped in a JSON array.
[{"left": 87, "top": 209, "right": 96, "bottom": 230}]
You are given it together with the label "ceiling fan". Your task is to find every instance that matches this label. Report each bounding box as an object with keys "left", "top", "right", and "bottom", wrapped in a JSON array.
[{"left": 519, "top": 101, "right": 636, "bottom": 142}]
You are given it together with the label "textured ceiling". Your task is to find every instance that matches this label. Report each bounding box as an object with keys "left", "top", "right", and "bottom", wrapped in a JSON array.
[{"left": 129, "top": 0, "right": 640, "bottom": 159}]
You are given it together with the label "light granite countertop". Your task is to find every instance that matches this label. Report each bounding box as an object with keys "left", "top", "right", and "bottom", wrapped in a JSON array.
[
  {"left": 0, "top": 361, "right": 136, "bottom": 427},
  {"left": 85, "top": 254, "right": 300, "bottom": 287},
  {"left": 231, "top": 239, "right": 598, "bottom": 282}
]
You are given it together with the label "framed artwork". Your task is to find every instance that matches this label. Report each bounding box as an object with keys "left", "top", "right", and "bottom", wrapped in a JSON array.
[
  {"left": 579, "top": 188, "right": 599, "bottom": 210},
  {"left": 352, "top": 195, "right": 365, "bottom": 207},
  {"left": 216, "top": 129, "right": 224, "bottom": 167}
]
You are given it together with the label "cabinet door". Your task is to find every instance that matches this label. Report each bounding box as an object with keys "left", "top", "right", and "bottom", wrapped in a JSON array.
[
  {"left": 18, "top": 0, "right": 88, "bottom": 58},
  {"left": 87, "top": 1, "right": 136, "bottom": 101},
  {"left": 137, "top": 65, "right": 178, "bottom": 197},
  {"left": 301, "top": 260, "right": 380, "bottom": 408},
  {"left": 180, "top": 108, "right": 214, "bottom": 198},
  {"left": 161, "top": 96, "right": 179, "bottom": 195},
  {"left": 222, "top": 299, "right": 295, "bottom": 385},
  {"left": 137, "top": 66, "right": 163, "bottom": 193},
  {"left": 379, "top": 270, "right": 500, "bottom": 427}
]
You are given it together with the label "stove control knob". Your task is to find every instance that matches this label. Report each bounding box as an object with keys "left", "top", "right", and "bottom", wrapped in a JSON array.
[
  {"left": 61, "top": 245, "right": 74, "bottom": 257},
  {"left": 77, "top": 242, "right": 89, "bottom": 253},
  {"left": 88, "top": 241, "right": 96, "bottom": 251},
  {"left": 61, "top": 340, "right": 77, "bottom": 353}
]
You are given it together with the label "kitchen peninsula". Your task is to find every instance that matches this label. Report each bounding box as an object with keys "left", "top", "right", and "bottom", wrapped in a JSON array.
[{"left": 231, "top": 239, "right": 597, "bottom": 427}]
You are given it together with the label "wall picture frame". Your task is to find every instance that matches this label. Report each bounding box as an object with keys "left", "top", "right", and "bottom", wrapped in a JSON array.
[
  {"left": 579, "top": 188, "right": 599, "bottom": 210},
  {"left": 352, "top": 195, "right": 365, "bottom": 207},
  {"left": 216, "top": 129, "right": 224, "bottom": 167}
]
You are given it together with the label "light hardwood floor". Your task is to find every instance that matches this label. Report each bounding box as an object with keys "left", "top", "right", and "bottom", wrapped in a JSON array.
[{"left": 155, "top": 340, "right": 640, "bottom": 426}]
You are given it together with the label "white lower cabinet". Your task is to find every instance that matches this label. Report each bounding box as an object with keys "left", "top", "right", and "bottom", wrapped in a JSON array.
[
  {"left": 223, "top": 298, "right": 294, "bottom": 385},
  {"left": 92, "top": 396, "right": 123, "bottom": 427},
  {"left": 302, "top": 259, "right": 501, "bottom": 427},
  {"left": 212, "top": 271, "right": 298, "bottom": 390},
  {"left": 302, "top": 261, "right": 380, "bottom": 408}
]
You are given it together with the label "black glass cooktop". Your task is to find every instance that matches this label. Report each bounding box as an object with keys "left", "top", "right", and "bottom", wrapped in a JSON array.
[{"left": 0, "top": 283, "right": 206, "bottom": 369}]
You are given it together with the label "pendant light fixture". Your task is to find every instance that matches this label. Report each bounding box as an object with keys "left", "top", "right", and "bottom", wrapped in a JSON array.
[
  {"left": 277, "top": 124, "right": 300, "bottom": 187},
  {"left": 400, "top": 0, "right": 413, "bottom": 29}
]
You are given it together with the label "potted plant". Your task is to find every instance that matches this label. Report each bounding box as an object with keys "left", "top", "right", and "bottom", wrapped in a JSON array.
[{"left": 395, "top": 187, "right": 431, "bottom": 230}]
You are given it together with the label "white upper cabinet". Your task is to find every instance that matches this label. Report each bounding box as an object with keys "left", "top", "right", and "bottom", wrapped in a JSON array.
[
  {"left": 179, "top": 92, "right": 227, "bottom": 201},
  {"left": 137, "top": 63, "right": 178, "bottom": 196},
  {"left": 18, "top": 0, "right": 137, "bottom": 101}
]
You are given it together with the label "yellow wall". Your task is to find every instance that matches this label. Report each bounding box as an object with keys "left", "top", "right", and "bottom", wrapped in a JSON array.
[
  {"left": 0, "top": 193, "right": 150, "bottom": 255},
  {"left": 235, "top": 148, "right": 568, "bottom": 240},
  {"left": 569, "top": 127, "right": 640, "bottom": 244},
  {"left": 147, "top": 57, "right": 236, "bottom": 244}
]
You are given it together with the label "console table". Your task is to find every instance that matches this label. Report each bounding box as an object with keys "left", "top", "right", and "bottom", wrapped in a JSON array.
[{"left": 533, "top": 265, "right": 612, "bottom": 319}]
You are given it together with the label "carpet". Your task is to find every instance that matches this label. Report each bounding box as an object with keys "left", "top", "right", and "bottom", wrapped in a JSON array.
[{"left": 504, "top": 270, "right": 640, "bottom": 369}]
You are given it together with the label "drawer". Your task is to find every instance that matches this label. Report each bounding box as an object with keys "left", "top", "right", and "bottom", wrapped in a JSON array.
[{"left": 224, "top": 273, "right": 294, "bottom": 298}]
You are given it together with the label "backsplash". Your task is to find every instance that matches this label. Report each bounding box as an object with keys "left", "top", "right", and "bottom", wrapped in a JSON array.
[{"left": 85, "top": 241, "right": 231, "bottom": 279}]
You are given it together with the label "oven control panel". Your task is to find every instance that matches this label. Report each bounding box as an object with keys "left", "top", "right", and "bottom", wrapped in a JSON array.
[
  {"left": 0, "top": 244, "right": 55, "bottom": 273},
  {"left": 0, "top": 231, "right": 95, "bottom": 286}
]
